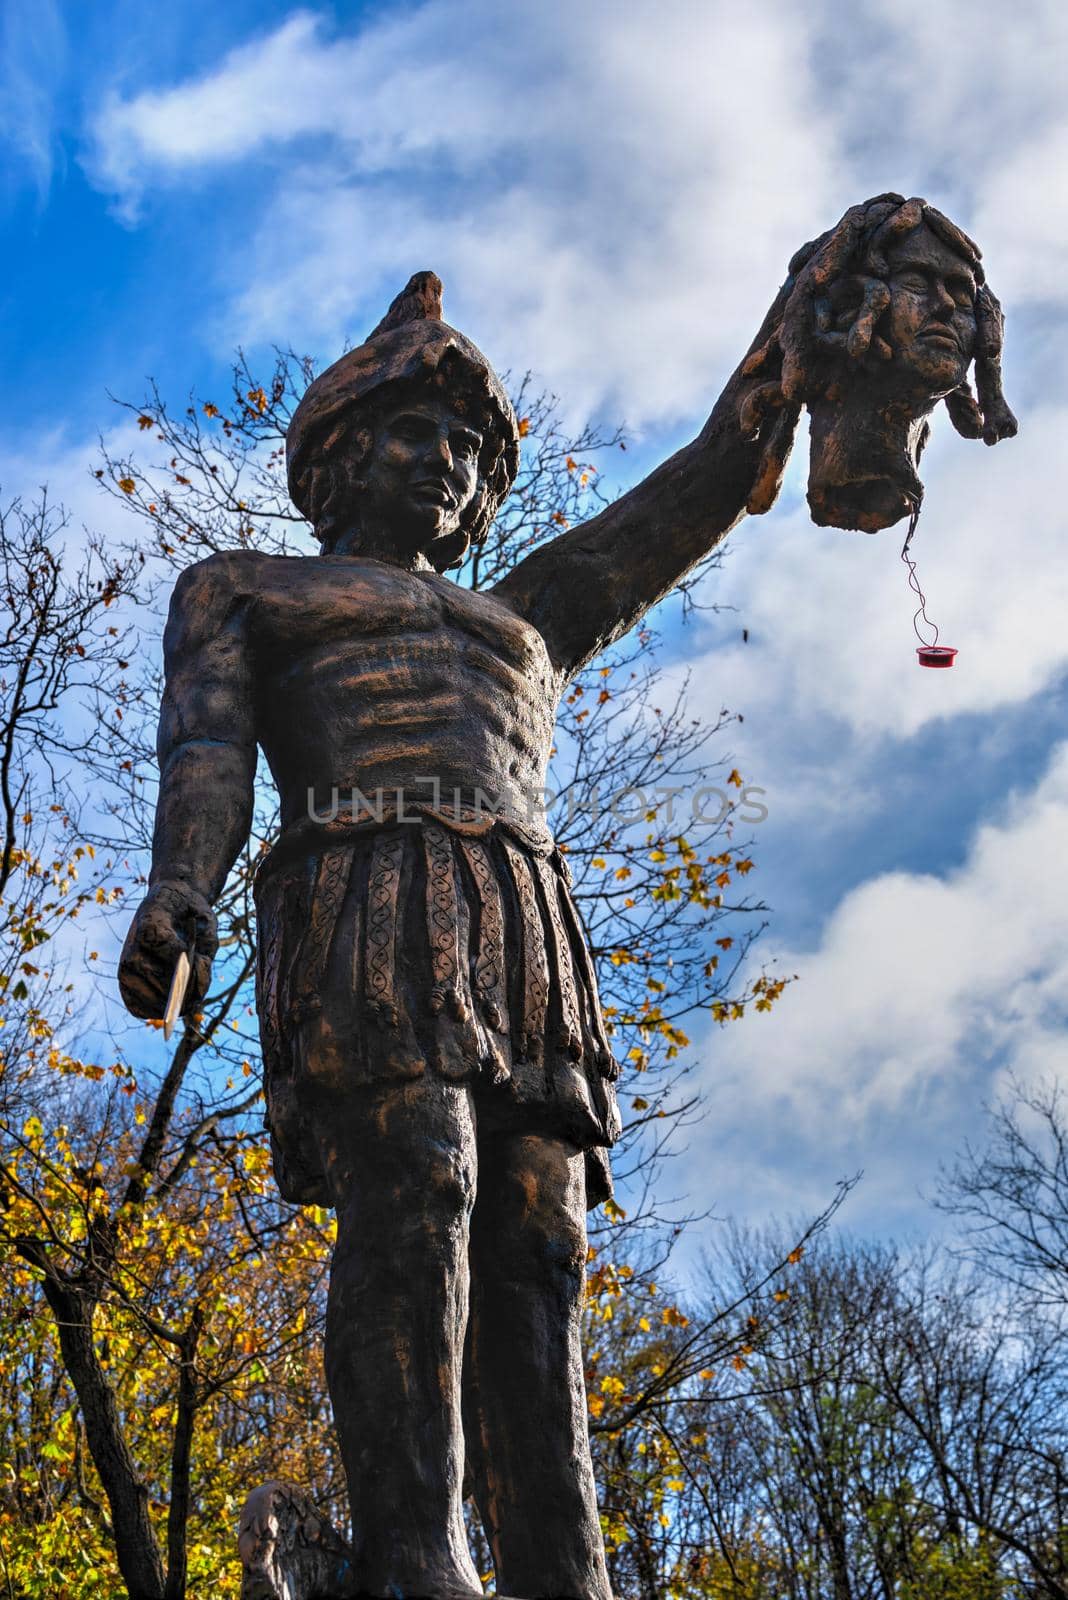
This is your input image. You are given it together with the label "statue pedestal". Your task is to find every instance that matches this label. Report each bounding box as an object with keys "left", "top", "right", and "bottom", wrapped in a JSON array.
[{"left": 239, "top": 1482, "right": 354, "bottom": 1599}]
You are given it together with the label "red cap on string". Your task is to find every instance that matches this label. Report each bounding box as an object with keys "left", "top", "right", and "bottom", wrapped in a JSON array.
[
  {"left": 902, "top": 505, "right": 957, "bottom": 668},
  {"left": 916, "top": 645, "right": 958, "bottom": 668}
]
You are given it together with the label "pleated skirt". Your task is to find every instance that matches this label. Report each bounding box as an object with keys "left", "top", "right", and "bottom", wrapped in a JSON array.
[{"left": 254, "top": 816, "right": 621, "bottom": 1210}]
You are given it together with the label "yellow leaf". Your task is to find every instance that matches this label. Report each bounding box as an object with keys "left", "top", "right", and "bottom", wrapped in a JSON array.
[
  {"left": 118, "top": 478, "right": 136, "bottom": 494},
  {"left": 517, "top": 416, "right": 531, "bottom": 437},
  {"left": 787, "top": 1245, "right": 804, "bottom": 1265}
]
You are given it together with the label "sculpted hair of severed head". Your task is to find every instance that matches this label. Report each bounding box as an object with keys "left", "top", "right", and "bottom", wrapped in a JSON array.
[{"left": 739, "top": 194, "right": 1018, "bottom": 512}]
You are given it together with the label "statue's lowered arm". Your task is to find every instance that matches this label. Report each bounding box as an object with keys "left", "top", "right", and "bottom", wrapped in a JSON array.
[{"left": 118, "top": 555, "right": 257, "bottom": 1021}]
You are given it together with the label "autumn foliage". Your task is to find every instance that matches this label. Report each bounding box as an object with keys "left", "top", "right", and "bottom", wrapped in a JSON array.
[{"left": 0, "top": 367, "right": 1062, "bottom": 1596}]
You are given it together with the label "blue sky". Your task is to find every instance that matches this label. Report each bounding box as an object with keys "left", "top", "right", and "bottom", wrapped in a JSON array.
[{"left": 3, "top": 0, "right": 1066, "bottom": 1259}]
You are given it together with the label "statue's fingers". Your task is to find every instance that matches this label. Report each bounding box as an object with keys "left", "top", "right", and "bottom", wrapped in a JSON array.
[
  {"left": 192, "top": 906, "right": 219, "bottom": 962},
  {"left": 845, "top": 278, "right": 892, "bottom": 360},
  {"left": 788, "top": 232, "right": 829, "bottom": 278},
  {"left": 865, "top": 197, "right": 925, "bottom": 276},
  {"left": 780, "top": 196, "right": 903, "bottom": 400},
  {"left": 739, "top": 382, "right": 786, "bottom": 437},
  {"left": 746, "top": 401, "right": 802, "bottom": 515},
  {"left": 741, "top": 333, "right": 781, "bottom": 379},
  {"left": 118, "top": 949, "right": 174, "bottom": 1019},
  {"left": 923, "top": 206, "right": 983, "bottom": 272},
  {"left": 944, "top": 381, "right": 983, "bottom": 439},
  {"left": 186, "top": 952, "right": 214, "bottom": 1016},
  {"left": 119, "top": 967, "right": 164, "bottom": 1020},
  {"left": 803, "top": 195, "right": 903, "bottom": 290},
  {"left": 803, "top": 205, "right": 873, "bottom": 289}
]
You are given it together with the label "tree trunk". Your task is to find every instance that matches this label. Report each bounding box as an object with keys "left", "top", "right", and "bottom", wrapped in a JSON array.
[{"left": 42, "top": 1274, "right": 167, "bottom": 1600}]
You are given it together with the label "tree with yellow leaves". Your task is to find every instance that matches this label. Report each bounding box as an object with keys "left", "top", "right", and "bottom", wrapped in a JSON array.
[{"left": 0, "top": 358, "right": 790, "bottom": 1596}]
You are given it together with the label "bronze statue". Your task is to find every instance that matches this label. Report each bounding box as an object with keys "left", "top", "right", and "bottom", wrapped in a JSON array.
[{"left": 118, "top": 195, "right": 1015, "bottom": 1600}]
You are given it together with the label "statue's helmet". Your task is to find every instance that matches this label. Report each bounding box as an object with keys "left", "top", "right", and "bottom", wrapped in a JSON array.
[{"left": 286, "top": 272, "right": 520, "bottom": 559}]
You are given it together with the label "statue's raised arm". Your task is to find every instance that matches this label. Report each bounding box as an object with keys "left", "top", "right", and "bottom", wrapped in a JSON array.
[{"left": 495, "top": 193, "right": 1017, "bottom": 678}]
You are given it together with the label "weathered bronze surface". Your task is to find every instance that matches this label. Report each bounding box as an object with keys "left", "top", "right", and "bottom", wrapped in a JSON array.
[
  {"left": 118, "top": 197, "right": 1015, "bottom": 1600},
  {"left": 741, "top": 193, "right": 1016, "bottom": 530}
]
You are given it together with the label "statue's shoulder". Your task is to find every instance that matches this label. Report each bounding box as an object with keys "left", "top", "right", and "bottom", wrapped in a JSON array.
[{"left": 171, "top": 548, "right": 287, "bottom": 611}]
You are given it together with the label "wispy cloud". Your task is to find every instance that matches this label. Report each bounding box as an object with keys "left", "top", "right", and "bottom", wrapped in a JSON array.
[{"left": 0, "top": 0, "right": 67, "bottom": 202}]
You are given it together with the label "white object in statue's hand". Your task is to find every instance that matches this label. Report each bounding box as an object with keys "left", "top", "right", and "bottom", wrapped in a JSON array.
[{"left": 163, "top": 949, "right": 191, "bottom": 1042}]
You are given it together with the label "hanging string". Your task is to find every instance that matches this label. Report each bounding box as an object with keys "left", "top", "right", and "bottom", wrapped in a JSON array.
[{"left": 900, "top": 500, "right": 939, "bottom": 648}]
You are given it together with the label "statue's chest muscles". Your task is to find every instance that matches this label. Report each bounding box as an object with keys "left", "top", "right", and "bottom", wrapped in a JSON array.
[{"left": 249, "top": 557, "right": 557, "bottom": 720}]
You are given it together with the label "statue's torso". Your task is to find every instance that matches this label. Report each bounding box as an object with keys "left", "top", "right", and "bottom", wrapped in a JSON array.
[{"left": 241, "top": 554, "right": 561, "bottom": 829}]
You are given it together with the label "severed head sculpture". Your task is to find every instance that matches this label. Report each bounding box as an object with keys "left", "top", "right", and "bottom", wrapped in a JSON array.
[{"left": 741, "top": 192, "right": 1018, "bottom": 532}]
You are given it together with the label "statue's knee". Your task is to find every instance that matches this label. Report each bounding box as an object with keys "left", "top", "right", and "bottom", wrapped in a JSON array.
[
  {"left": 421, "top": 1135, "right": 476, "bottom": 1221},
  {"left": 489, "top": 1139, "right": 587, "bottom": 1284},
  {"left": 331, "top": 1134, "right": 474, "bottom": 1269}
]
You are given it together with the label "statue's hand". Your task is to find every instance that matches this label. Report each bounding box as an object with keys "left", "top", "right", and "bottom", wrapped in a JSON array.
[{"left": 118, "top": 881, "right": 217, "bottom": 1022}]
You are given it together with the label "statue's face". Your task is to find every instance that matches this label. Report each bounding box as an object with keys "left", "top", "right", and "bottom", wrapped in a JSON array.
[
  {"left": 883, "top": 222, "right": 977, "bottom": 396},
  {"left": 360, "top": 393, "right": 482, "bottom": 557}
]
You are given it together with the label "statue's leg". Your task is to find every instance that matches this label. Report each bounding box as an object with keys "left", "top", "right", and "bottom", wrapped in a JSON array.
[
  {"left": 463, "top": 1133, "right": 612, "bottom": 1600},
  {"left": 313, "top": 1073, "right": 483, "bottom": 1599}
]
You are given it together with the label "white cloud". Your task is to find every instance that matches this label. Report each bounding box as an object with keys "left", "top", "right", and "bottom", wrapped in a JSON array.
[
  {"left": 82, "top": 0, "right": 1068, "bottom": 430},
  {"left": 972, "top": 122, "right": 1068, "bottom": 306},
  {"left": 678, "top": 738, "right": 1068, "bottom": 1236},
  {"left": 85, "top": 1, "right": 847, "bottom": 426}
]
